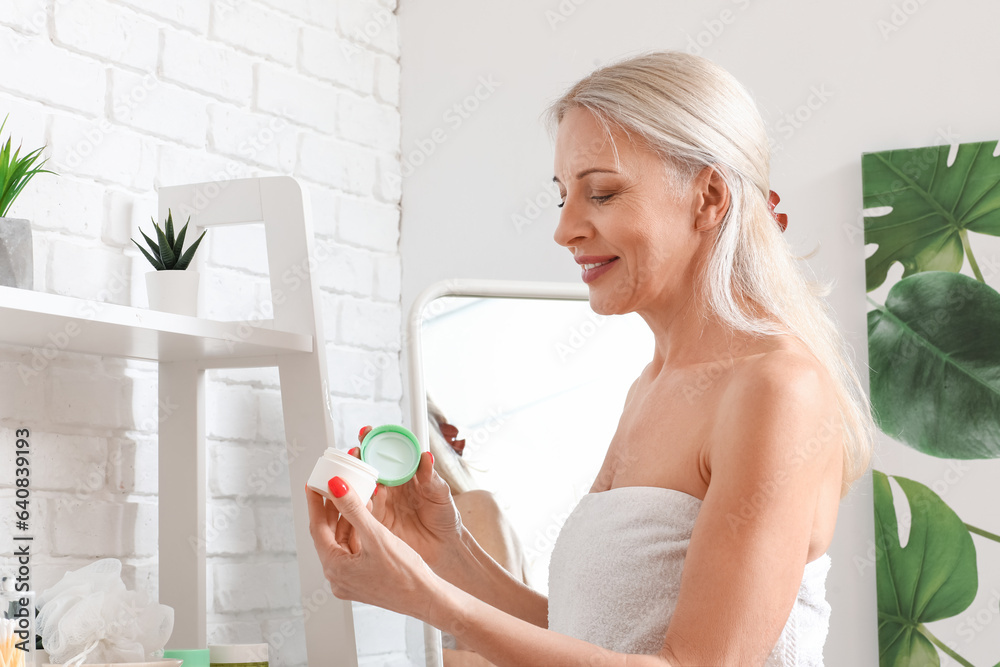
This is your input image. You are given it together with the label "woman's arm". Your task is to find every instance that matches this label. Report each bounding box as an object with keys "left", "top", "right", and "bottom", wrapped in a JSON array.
[
  {"left": 455, "top": 489, "right": 529, "bottom": 586},
  {"left": 450, "top": 488, "right": 541, "bottom": 659},
  {"left": 307, "top": 471, "right": 676, "bottom": 666},
  {"left": 439, "top": 517, "right": 548, "bottom": 629},
  {"left": 442, "top": 648, "right": 502, "bottom": 666},
  {"left": 655, "top": 352, "right": 841, "bottom": 665},
  {"left": 424, "top": 574, "right": 674, "bottom": 667}
]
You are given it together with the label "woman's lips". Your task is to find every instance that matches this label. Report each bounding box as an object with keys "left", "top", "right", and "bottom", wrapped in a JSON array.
[{"left": 581, "top": 257, "right": 619, "bottom": 283}]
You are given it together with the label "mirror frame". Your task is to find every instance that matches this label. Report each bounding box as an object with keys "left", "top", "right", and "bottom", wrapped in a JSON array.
[{"left": 406, "top": 279, "right": 589, "bottom": 667}]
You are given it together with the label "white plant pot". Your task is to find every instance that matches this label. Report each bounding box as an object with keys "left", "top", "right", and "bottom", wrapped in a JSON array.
[
  {"left": 145, "top": 270, "right": 200, "bottom": 317},
  {"left": 0, "top": 216, "right": 33, "bottom": 289}
]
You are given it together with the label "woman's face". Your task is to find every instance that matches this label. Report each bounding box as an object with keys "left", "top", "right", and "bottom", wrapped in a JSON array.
[{"left": 552, "top": 107, "right": 722, "bottom": 318}]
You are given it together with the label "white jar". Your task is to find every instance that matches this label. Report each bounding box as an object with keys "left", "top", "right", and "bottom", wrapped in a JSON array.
[{"left": 307, "top": 447, "right": 379, "bottom": 502}]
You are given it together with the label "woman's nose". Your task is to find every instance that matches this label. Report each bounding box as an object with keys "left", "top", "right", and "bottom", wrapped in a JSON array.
[{"left": 553, "top": 198, "right": 592, "bottom": 248}]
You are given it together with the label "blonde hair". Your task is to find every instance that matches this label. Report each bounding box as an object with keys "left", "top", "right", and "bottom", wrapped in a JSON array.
[
  {"left": 426, "top": 394, "right": 480, "bottom": 494},
  {"left": 542, "top": 50, "right": 876, "bottom": 499}
]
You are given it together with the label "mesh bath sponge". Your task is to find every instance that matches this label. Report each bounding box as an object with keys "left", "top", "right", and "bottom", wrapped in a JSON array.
[{"left": 35, "top": 559, "right": 173, "bottom": 666}]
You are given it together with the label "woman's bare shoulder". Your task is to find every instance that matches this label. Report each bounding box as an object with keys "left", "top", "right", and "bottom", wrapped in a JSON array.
[
  {"left": 707, "top": 338, "right": 839, "bottom": 469},
  {"left": 732, "top": 335, "right": 832, "bottom": 390}
]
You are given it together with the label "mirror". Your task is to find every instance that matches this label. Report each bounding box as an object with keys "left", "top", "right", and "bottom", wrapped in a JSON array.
[{"left": 406, "top": 279, "right": 654, "bottom": 666}]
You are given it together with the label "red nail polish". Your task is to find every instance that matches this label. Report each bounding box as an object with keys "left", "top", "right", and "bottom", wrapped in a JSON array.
[
  {"left": 348, "top": 446, "right": 360, "bottom": 457},
  {"left": 372, "top": 484, "right": 379, "bottom": 497},
  {"left": 328, "top": 476, "right": 349, "bottom": 498},
  {"left": 428, "top": 451, "right": 434, "bottom": 466},
  {"left": 359, "top": 425, "right": 372, "bottom": 439}
]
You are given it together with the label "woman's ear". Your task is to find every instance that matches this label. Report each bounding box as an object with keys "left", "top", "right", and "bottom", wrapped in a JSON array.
[{"left": 692, "top": 165, "right": 730, "bottom": 232}]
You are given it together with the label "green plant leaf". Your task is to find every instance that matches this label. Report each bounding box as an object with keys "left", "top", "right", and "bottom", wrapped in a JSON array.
[
  {"left": 862, "top": 140, "right": 1000, "bottom": 292},
  {"left": 165, "top": 209, "right": 175, "bottom": 248},
  {"left": 173, "top": 229, "right": 206, "bottom": 270},
  {"left": 173, "top": 216, "right": 189, "bottom": 256},
  {"left": 0, "top": 116, "right": 56, "bottom": 218},
  {"left": 152, "top": 219, "right": 176, "bottom": 269},
  {"left": 873, "top": 471, "right": 978, "bottom": 666},
  {"left": 132, "top": 239, "right": 164, "bottom": 270},
  {"left": 138, "top": 227, "right": 159, "bottom": 257},
  {"left": 868, "top": 271, "right": 1000, "bottom": 458}
]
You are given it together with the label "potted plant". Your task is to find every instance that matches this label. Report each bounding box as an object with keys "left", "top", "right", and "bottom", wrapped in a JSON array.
[
  {"left": 0, "top": 114, "right": 55, "bottom": 289},
  {"left": 132, "top": 209, "right": 206, "bottom": 316}
]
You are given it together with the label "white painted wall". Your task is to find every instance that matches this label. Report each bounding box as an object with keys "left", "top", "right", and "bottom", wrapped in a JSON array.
[
  {"left": 0, "top": 1, "right": 415, "bottom": 665},
  {"left": 398, "top": 1, "right": 1000, "bottom": 664}
]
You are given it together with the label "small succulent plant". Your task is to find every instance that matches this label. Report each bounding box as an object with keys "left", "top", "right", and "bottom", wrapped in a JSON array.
[
  {"left": 131, "top": 209, "right": 206, "bottom": 270},
  {"left": 0, "top": 113, "right": 55, "bottom": 218}
]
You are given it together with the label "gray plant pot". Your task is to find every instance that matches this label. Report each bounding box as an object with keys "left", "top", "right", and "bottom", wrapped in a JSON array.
[{"left": 0, "top": 217, "right": 33, "bottom": 289}]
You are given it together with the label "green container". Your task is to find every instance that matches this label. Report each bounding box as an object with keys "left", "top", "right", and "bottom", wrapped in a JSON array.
[
  {"left": 360, "top": 424, "right": 422, "bottom": 486},
  {"left": 163, "top": 648, "right": 210, "bottom": 667}
]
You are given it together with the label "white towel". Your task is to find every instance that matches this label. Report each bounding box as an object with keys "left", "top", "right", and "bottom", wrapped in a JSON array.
[{"left": 548, "top": 486, "right": 831, "bottom": 665}]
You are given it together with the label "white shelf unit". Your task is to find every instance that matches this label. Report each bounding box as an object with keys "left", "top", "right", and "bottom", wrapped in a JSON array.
[{"left": 0, "top": 176, "right": 359, "bottom": 666}]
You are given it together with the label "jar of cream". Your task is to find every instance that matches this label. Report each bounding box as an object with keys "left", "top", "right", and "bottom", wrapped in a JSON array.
[
  {"left": 359, "top": 424, "right": 422, "bottom": 486},
  {"left": 307, "top": 425, "right": 423, "bottom": 501},
  {"left": 307, "top": 446, "right": 379, "bottom": 501}
]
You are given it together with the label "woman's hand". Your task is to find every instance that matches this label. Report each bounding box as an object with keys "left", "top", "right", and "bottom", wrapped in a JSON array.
[
  {"left": 350, "top": 425, "right": 466, "bottom": 574},
  {"left": 305, "top": 475, "right": 439, "bottom": 620}
]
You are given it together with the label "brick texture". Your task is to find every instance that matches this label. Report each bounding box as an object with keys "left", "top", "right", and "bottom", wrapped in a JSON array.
[{"left": 0, "top": 2, "right": 407, "bottom": 664}]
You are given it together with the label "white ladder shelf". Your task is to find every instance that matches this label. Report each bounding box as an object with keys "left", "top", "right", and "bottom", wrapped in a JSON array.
[{"left": 0, "top": 176, "right": 359, "bottom": 666}]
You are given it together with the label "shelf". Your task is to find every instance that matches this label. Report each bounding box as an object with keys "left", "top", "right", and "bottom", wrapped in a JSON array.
[{"left": 0, "top": 285, "right": 313, "bottom": 363}]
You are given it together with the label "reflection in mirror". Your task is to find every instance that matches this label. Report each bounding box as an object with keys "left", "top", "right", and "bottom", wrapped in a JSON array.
[{"left": 420, "top": 295, "right": 653, "bottom": 596}]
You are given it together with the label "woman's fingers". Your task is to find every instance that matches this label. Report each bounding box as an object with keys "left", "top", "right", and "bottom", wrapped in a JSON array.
[
  {"left": 305, "top": 485, "right": 343, "bottom": 554},
  {"left": 357, "top": 425, "right": 372, "bottom": 444},
  {"left": 371, "top": 482, "right": 386, "bottom": 517},
  {"left": 416, "top": 451, "right": 450, "bottom": 500},
  {"left": 415, "top": 450, "right": 435, "bottom": 485},
  {"left": 333, "top": 495, "right": 374, "bottom": 550},
  {"left": 334, "top": 509, "right": 353, "bottom": 547},
  {"left": 348, "top": 523, "right": 361, "bottom": 553},
  {"left": 326, "top": 476, "right": 382, "bottom": 537}
]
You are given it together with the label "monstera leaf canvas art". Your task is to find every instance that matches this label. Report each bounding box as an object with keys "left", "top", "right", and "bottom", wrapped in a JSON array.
[{"left": 862, "top": 140, "right": 1000, "bottom": 667}]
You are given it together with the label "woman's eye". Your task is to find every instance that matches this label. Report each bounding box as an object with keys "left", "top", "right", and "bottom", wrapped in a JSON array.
[{"left": 557, "top": 194, "right": 613, "bottom": 209}]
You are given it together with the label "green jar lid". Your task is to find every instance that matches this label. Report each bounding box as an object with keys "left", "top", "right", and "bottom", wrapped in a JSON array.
[
  {"left": 163, "top": 649, "right": 210, "bottom": 667},
  {"left": 360, "top": 424, "right": 422, "bottom": 486}
]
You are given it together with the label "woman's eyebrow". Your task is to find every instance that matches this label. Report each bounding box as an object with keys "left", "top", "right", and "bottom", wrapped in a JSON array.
[{"left": 552, "top": 167, "right": 620, "bottom": 185}]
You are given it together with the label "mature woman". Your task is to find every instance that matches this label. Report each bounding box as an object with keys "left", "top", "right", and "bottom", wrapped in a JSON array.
[{"left": 305, "top": 50, "right": 876, "bottom": 666}]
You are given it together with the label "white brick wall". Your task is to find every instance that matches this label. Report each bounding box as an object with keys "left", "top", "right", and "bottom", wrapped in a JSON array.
[
  {"left": 0, "top": 1, "right": 411, "bottom": 664},
  {"left": 52, "top": 0, "right": 159, "bottom": 71}
]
